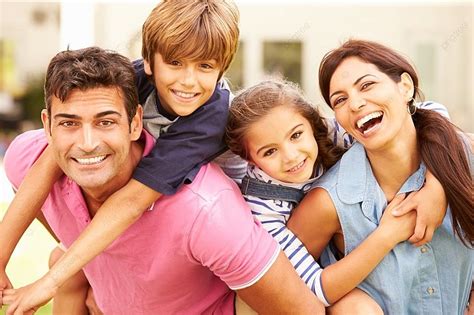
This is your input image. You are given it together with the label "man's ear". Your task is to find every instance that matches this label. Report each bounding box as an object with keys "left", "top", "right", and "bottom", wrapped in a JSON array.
[
  {"left": 130, "top": 105, "right": 143, "bottom": 141},
  {"left": 143, "top": 59, "right": 153, "bottom": 76},
  {"left": 399, "top": 72, "right": 415, "bottom": 102},
  {"left": 41, "top": 109, "right": 53, "bottom": 143}
]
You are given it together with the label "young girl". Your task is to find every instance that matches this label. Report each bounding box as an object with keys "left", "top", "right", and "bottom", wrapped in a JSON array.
[
  {"left": 288, "top": 39, "right": 473, "bottom": 313},
  {"left": 225, "top": 79, "right": 449, "bottom": 312}
]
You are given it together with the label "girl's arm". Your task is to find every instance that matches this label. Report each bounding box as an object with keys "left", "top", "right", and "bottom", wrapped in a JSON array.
[
  {"left": 0, "top": 146, "right": 61, "bottom": 301},
  {"left": 391, "top": 169, "right": 447, "bottom": 246},
  {"left": 288, "top": 188, "right": 416, "bottom": 304},
  {"left": 247, "top": 195, "right": 331, "bottom": 305}
]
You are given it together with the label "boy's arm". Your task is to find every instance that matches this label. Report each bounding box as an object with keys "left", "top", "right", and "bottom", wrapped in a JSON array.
[
  {"left": 0, "top": 146, "right": 61, "bottom": 302},
  {"left": 2, "top": 179, "right": 160, "bottom": 314}
]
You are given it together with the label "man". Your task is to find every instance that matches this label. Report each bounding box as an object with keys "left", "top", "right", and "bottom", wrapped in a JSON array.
[{"left": 2, "top": 47, "right": 324, "bottom": 314}]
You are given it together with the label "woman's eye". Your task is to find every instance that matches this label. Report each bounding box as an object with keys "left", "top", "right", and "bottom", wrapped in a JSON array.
[
  {"left": 291, "top": 131, "right": 302, "bottom": 140},
  {"left": 361, "top": 82, "right": 374, "bottom": 90},
  {"left": 333, "top": 97, "right": 346, "bottom": 108},
  {"left": 263, "top": 148, "right": 276, "bottom": 157}
]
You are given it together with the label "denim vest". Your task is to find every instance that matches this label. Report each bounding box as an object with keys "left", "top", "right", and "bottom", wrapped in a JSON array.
[{"left": 316, "top": 142, "right": 473, "bottom": 315}]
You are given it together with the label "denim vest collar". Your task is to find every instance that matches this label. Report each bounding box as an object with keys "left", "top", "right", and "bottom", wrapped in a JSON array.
[{"left": 337, "top": 142, "right": 427, "bottom": 223}]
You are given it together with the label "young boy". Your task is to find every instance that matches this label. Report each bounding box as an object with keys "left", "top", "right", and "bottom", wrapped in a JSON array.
[{"left": 0, "top": 0, "right": 245, "bottom": 311}]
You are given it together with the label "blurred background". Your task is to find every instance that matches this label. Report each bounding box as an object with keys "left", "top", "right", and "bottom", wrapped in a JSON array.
[{"left": 0, "top": 0, "right": 472, "bottom": 314}]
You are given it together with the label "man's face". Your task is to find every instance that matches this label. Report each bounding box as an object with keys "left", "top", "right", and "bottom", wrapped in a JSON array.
[{"left": 42, "top": 87, "right": 142, "bottom": 190}]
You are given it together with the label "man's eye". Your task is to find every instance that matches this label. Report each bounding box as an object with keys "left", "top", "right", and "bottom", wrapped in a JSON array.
[
  {"left": 263, "top": 148, "right": 276, "bottom": 157},
  {"left": 98, "top": 120, "right": 114, "bottom": 127},
  {"left": 291, "top": 131, "right": 302, "bottom": 140},
  {"left": 59, "top": 121, "right": 76, "bottom": 127},
  {"left": 169, "top": 60, "right": 181, "bottom": 66}
]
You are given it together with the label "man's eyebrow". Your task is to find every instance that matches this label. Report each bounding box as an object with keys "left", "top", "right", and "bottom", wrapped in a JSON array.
[
  {"left": 53, "top": 113, "right": 80, "bottom": 120},
  {"left": 94, "top": 110, "right": 122, "bottom": 119}
]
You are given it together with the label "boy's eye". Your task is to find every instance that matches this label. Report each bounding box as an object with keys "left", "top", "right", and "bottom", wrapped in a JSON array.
[
  {"left": 169, "top": 60, "right": 181, "bottom": 66},
  {"left": 200, "top": 63, "right": 213, "bottom": 70},
  {"left": 291, "top": 131, "right": 303, "bottom": 140},
  {"left": 263, "top": 148, "right": 277, "bottom": 157}
]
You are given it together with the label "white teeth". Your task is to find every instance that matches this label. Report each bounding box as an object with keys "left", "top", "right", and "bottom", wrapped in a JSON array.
[
  {"left": 76, "top": 155, "right": 106, "bottom": 165},
  {"left": 356, "top": 111, "right": 383, "bottom": 129},
  {"left": 289, "top": 160, "right": 304, "bottom": 172},
  {"left": 174, "top": 90, "right": 196, "bottom": 98}
]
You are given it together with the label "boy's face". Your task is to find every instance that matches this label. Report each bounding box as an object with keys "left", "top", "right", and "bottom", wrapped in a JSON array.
[{"left": 144, "top": 53, "right": 221, "bottom": 116}]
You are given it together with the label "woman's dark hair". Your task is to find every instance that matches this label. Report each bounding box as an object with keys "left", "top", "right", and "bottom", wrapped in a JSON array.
[
  {"left": 318, "top": 39, "right": 473, "bottom": 247},
  {"left": 226, "top": 79, "right": 345, "bottom": 173}
]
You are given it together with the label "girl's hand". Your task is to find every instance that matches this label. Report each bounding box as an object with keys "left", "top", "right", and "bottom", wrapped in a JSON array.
[
  {"left": 379, "top": 194, "right": 417, "bottom": 247},
  {"left": 391, "top": 171, "right": 447, "bottom": 246}
]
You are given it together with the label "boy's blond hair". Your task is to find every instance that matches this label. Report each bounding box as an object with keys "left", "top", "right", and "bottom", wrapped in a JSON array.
[{"left": 142, "top": 0, "right": 239, "bottom": 79}]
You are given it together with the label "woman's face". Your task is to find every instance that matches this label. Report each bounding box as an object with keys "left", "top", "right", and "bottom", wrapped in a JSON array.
[
  {"left": 328, "top": 57, "right": 414, "bottom": 151},
  {"left": 245, "top": 105, "right": 318, "bottom": 183}
]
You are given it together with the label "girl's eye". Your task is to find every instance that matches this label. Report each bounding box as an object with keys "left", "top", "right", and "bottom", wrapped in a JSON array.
[
  {"left": 361, "top": 81, "right": 374, "bottom": 90},
  {"left": 291, "top": 131, "right": 303, "bottom": 140},
  {"left": 263, "top": 148, "right": 277, "bottom": 157}
]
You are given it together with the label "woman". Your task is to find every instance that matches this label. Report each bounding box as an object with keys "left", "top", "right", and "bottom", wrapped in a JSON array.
[{"left": 287, "top": 39, "right": 473, "bottom": 314}]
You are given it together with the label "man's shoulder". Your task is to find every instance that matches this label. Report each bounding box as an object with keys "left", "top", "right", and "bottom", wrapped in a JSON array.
[
  {"left": 182, "top": 163, "right": 240, "bottom": 199},
  {"left": 4, "top": 129, "right": 48, "bottom": 190}
]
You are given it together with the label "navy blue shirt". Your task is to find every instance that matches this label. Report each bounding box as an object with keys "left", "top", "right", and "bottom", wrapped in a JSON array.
[{"left": 132, "top": 59, "right": 230, "bottom": 195}]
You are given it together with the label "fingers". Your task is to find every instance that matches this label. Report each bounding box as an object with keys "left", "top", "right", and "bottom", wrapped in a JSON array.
[
  {"left": 413, "top": 227, "right": 435, "bottom": 247},
  {"left": 408, "top": 216, "right": 426, "bottom": 245},
  {"left": 2, "top": 289, "right": 17, "bottom": 305},
  {"left": 391, "top": 193, "right": 415, "bottom": 216}
]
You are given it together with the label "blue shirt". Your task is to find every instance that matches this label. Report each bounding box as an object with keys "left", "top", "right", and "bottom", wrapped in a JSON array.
[
  {"left": 316, "top": 142, "right": 473, "bottom": 314},
  {"left": 131, "top": 59, "right": 235, "bottom": 195}
]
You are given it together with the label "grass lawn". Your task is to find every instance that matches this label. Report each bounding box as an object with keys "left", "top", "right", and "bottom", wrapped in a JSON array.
[{"left": 0, "top": 202, "right": 57, "bottom": 315}]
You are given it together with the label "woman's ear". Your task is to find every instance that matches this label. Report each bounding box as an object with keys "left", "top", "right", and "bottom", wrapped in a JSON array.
[{"left": 399, "top": 72, "right": 415, "bottom": 102}]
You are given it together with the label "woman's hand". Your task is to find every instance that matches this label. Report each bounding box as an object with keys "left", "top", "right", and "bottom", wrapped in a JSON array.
[{"left": 391, "top": 170, "right": 447, "bottom": 246}]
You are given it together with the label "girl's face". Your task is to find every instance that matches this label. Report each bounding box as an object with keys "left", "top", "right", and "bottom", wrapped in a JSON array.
[
  {"left": 245, "top": 105, "right": 318, "bottom": 183},
  {"left": 328, "top": 57, "right": 414, "bottom": 151}
]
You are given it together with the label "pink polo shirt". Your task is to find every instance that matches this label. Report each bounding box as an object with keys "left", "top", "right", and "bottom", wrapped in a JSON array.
[{"left": 5, "top": 129, "right": 279, "bottom": 315}]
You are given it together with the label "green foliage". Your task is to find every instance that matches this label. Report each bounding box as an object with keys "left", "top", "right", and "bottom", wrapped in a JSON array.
[{"left": 18, "top": 75, "right": 45, "bottom": 123}]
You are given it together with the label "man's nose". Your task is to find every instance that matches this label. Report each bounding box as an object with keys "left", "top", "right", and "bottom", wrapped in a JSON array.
[
  {"left": 179, "top": 66, "right": 197, "bottom": 87},
  {"left": 78, "top": 126, "right": 100, "bottom": 152}
]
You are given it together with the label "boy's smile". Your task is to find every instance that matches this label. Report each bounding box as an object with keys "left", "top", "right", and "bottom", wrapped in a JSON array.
[{"left": 145, "top": 53, "right": 221, "bottom": 117}]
